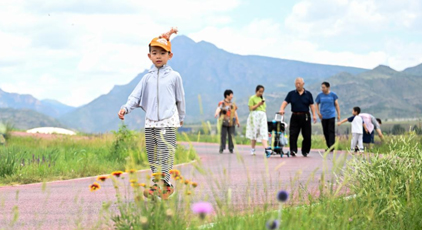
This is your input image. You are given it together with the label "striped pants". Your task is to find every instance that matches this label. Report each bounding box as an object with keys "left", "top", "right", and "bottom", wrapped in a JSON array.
[{"left": 145, "top": 127, "right": 176, "bottom": 185}]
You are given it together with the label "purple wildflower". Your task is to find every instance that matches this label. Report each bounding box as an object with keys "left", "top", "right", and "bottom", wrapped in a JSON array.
[
  {"left": 266, "top": 220, "right": 280, "bottom": 230},
  {"left": 191, "top": 202, "right": 213, "bottom": 219},
  {"left": 277, "top": 190, "right": 289, "bottom": 202}
]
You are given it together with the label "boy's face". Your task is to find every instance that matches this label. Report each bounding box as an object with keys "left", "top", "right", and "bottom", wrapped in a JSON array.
[
  {"left": 352, "top": 109, "right": 357, "bottom": 115},
  {"left": 148, "top": 46, "right": 173, "bottom": 68}
]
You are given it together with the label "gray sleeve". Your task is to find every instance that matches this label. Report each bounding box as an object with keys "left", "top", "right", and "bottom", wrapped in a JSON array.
[
  {"left": 175, "top": 74, "right": 186, "bottom": 122},
  {"left": 370, "top": 115, "right": 380, "bottom": 130},
  {"left": 121, "top": 77, "right": 145, "bottom": 114}
]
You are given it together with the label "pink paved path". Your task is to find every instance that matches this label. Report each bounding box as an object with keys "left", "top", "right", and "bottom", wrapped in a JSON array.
[{"left": 0, "top": 142, "right": 346, "bottom": 229}]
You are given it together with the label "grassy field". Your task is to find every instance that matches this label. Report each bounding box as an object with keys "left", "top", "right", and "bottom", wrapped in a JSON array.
[{"left": 0, "top": 125, "right": 197, "bottom": 185}]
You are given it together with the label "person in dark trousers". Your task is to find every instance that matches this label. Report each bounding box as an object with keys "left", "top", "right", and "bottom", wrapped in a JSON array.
[
  {"left": 315, "top": 82, "right": 340, "bottom": 151},
  {"left": 279, "top": 77, "right": 317, "bottom": 157},
  {"left": 214, "top": 89, "right": 240, "bottom": 154}
]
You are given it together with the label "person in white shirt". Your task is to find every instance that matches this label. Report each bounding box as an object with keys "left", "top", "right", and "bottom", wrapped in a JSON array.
[{"left": 337, "top": 107, "right": 369, "bottom": 153}]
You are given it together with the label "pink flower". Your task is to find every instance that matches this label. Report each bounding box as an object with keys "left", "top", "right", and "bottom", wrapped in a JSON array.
[{"left": 191, "top": 202, "right": 213, "bottom": 219}]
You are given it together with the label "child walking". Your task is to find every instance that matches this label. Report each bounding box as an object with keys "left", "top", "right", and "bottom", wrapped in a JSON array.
[
  {"left": 337, "top": 106, "right": 368, "bottom": 153},
  {"left": 118, "top": 27, "right": 185, "bottom": 199}
]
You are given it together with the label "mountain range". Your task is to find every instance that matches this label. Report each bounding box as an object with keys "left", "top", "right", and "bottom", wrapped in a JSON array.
[
  {"left": 0, "top": 89, "right": 75, "bottom": 118},
  {"left": 1, "top": 36, "right": 422, "bottom": 132}
]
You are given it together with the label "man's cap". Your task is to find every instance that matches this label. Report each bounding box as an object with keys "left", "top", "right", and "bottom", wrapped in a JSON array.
[{"left": 149, "top": 27, "right": 178, "bottom": 52}]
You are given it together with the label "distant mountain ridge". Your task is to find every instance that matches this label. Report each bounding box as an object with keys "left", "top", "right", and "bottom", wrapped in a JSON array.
[
  {"left": 403, "top": 63, "right": 422, "bottom": 76},
  {"left": 0, "top": 108, "right": 65, "bottom": 130},
  {"left": 0, "top": 89, "right": 75, "bottom": 118},
  {"left": 307, "top": 65, "right": 422, "bottom": 118}
]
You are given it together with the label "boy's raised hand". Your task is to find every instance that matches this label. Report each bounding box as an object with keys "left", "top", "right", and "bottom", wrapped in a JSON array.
[{"left": 118, "top": 109, "right": 126, "bottom": 120}]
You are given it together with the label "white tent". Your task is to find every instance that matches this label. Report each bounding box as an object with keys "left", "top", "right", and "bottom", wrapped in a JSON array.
[{"left": 27, "top": 127, "right": 77, "bottom": 135}]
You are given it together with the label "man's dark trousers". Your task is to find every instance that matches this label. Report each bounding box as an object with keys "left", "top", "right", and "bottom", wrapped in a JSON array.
[
  {"left": 220, "top": 125, "right": 235, "bottom": 152},
  {"left": 289, "top": 113, "right": 312, "bottom": 154},
  {"left": 322, "top": 117, "right": 335, "bottom": 149}
]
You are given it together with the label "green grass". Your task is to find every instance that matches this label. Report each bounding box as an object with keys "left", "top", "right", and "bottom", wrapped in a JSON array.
[{"left": 0, "top": 125, "right": 197, "bottom": 185}]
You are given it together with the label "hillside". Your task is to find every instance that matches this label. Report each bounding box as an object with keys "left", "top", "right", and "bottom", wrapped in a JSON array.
[
  {"left": 403, "top": 63, "right": 422, "bottom": 76},
  {"left": 0, "top": 108, "right": 66, "bottom": 130},
  {"left": 0, "top": 89, "right": 75, "bottom": 118},
  {"left": 59, "top": 35, "right": 367, "bottom": 133},
  {"left": 307, "top": 65, "right": 422, "bottom": 119}
]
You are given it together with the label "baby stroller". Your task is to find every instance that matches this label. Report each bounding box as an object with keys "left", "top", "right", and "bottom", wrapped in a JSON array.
[{"left": 267, "top": 113, "right": 290, "bottom": 158}]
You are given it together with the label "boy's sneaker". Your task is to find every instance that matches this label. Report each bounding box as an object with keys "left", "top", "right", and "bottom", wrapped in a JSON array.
[
  {"left": 359, "top": 149, "right": 364, "bottom": 153},
  {"left": 143, "top": 184, "right": 161, "bottom": 199},
  {"left": 159, "top": 184, "right": 175, "bottom": 200},
  {"left": 265, "top": 149, "right": 272, "bottom": 158},
  {"left": 250, "top": 149, "right": 256, "bottom": 155}
]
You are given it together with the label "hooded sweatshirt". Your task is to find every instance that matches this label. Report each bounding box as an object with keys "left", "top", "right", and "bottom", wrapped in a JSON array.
[{"left": 121, "top": 65, "right": 186, "bottom": 122}]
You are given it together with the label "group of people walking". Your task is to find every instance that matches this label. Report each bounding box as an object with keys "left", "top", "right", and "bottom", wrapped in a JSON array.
[{"left": 216, "top": 78, "right": 384, "bottom": 156}]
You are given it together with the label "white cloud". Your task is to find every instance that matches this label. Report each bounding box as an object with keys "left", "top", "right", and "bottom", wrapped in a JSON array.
[
  {"left": 0, "top": 0, "right": 239, "bottom": 106},
  {"left": 189, "top": 19, "right": 388, "bottom": 69},
  {"left": 285, "top": 0, "right": 422, "bottom": 37}
]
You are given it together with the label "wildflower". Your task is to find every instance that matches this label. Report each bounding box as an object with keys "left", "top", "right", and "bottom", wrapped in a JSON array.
[
  {"left": 175, "top": 176, "right": 180, "bottom": 180},
  {"left": 140, "top": 183, "right": 146, "bottom": 188},
  {"left": 111, "top": 171, "right": 124, "bottom": 177},
  {"left": 266, "top": 220, "right": 280, "bottom": 230},
  {"left": 90, "top": 182, "right": 101, "bottom": 192},
  {"left": 131, "top": 182, "right": 140, "bottom": 188},
  {"left": 130, "top": 179, "right": 137, "bottom": 183},
  {"left": 126, "top": 169, "right": 137, "bottom": 174},
  {"left": 169, "top": 169, "right": 181, "bottom": 177},
  {"left": 191, "top": 202, "right": 213, "bottom": 219},
  {"left": 277, "top": 190, "right": 289, "bottom": 202},
  {"left": 187, "top": 191, "right": 192, "bottom": 195},
  {"left": 191, "top": 182, "right": 198, "bottom": 188},
  {"left": 184, "top": 179, "right": 190, "bottom": 185},
  {"left": 96, "top": 175, "right": 108, "bottom": 182},
  {"left": 151, "top": 173, "right": 164, "bottom": 180}
]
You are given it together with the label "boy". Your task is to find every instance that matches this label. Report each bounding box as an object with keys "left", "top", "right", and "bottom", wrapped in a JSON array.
[
  {"left": 337, "top": 107, "right": 369, "bottom": 153},
  {"left": 118, "top": 27, "right": 185, "bottom": 200}
]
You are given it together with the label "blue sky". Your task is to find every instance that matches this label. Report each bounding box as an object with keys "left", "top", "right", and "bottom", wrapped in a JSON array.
[{"left": 0, "top": 0, "right": 421, "bottom": 107}]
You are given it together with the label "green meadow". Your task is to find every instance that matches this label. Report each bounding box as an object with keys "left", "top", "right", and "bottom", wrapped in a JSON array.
[{"left": 0, "top": 124, "right": 197, "bottom": 186}]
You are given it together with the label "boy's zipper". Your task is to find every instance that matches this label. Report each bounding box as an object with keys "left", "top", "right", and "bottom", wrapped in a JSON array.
[{"left": 157, "top": 68, "right": 160, "bottom": 120}]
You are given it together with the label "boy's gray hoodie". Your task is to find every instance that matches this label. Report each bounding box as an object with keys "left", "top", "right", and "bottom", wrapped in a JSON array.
[{"left": 121, "top": 65, "right": 186, "bottom": 122}]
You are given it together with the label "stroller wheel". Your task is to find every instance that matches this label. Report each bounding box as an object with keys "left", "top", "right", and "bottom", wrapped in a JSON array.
[{"left": 280, "top": 153, "right": 283, "bottom": 158}]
